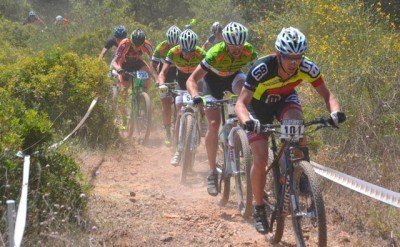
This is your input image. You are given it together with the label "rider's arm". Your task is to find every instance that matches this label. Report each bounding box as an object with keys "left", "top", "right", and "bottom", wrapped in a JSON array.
[
  {"left": 111, "top": 56, "right": 121, "bottom": 71},
  {"left": 187, "top": 65, "right": 207, "bottom": 97},
  {"left": 235, "top": 87, "right": 254, "bottom": 124},
  {"left": 314, "top": 83, "right": 341, "bottom": 113},
  {"left": 151, "top": 60, "right": 159, "bottom": 72},
  {"left": 98, "top": 48, "right": 108, "bottom": 61},
  {"left": 158, "top": 62, "right": 171, "bottom": 85},
  {"left": 201, "top": 41, "right": 211, "bottom": 51}
]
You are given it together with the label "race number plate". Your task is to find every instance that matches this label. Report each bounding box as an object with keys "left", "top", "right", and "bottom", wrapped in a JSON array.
[
  {"left": 136, "top": 71, "right": 149, "bottom": 80},
  {"left": 281, "top": 119, "right": 304, "bottom": 141},
  {"left": 182, "top": 92, "right": 192, "bottom": 104}
]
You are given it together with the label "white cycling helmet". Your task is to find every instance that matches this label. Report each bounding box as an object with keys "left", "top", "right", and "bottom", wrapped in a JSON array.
[
  {"left": 166, "top": 25, "right": 181, "bottom": 46},
  {"left": 222, "top": 22, "right": 248, "bottom": 45},
  {"left": 275, "top": 27, "right": 308, "bottom": 55},
  {"left": 179, "top": 29, "right": 198, "bottom": 51},
  {"left": 56, "top": 15, "right": 62, "bottom": 22}
]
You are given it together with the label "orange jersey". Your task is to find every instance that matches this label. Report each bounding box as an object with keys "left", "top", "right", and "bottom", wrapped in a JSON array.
[
  {"left": 53, "top": 18, "right": 70, "bottom": 29},
  {"left": 114, "top": 38, "right": 154, "bottom": 66}
]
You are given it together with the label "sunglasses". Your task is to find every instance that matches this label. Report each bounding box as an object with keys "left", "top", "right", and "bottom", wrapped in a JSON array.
[
  {"left": 280, "top": 53, "right": 304, "bottom": 63},
  {"left": 182, "top": 48, "right": 195, "bottom": 53}
]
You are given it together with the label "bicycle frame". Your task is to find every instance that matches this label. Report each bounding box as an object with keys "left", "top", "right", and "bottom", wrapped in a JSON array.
[
  {"left": 207, "top": 97, "right": 253, "bottom": 217},
  {"left": 262, "top": 117, "right": 335, "bottom": 246},
  {"left": 124, "top": 71, "right": 151, "bottom": 143}
]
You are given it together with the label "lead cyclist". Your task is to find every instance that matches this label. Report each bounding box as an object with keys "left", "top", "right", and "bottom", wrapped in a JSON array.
[{"left": 235, "top": 27, "right": 346, "bottom": 234}]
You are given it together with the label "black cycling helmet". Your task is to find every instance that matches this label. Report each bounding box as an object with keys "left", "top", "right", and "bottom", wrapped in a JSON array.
[
  {"left": 114, "top": 25, "right": 127, "bottom": 39},
  {"left": 131, "top": 28, "right": 146, "bottom": 46}
]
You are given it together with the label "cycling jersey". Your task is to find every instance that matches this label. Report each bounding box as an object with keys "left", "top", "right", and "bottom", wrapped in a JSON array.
[
  {"left": 200, "top": 42, "right": 257, "bottom": 99},
  {"left": 114, "top": 38, "right": 154, "bottom": 66},
  {"left": 245, "top": 53, "right": 324, "bottom": 103},
  {"left": 165, "top": 46, "right": 206, "bottom": 73},
  {"left": 53, "top": 18, "right": 70, "bottom": 29},
  {"left": 104, "top": 38, "right": 119, "bottom": 50},
  {"left": 165, "top": 45, "right": 206, "bottom": 89},
  {"left": 152, "top": 40, "right": 174, "bottom": 64},
  {"left": 201, "top": 42, "right": 257, "bottom": 77}
]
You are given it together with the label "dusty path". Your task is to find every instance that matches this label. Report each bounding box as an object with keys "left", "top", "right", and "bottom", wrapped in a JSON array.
[{"left": 78, "top": 128, "right": 383, "bottom": 247}]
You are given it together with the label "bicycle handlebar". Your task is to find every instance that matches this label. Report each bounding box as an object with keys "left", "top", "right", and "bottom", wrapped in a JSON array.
[{"left": 258, "top": 116, "right": 337, "bottom": 135}]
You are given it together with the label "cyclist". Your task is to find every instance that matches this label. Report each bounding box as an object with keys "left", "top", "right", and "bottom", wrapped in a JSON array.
[
  {"left": 186, "top": 22, "right": 257, "bottom": 196},
  {"left": 201, "top": 22, "right": 223, "bottom": 51},
  {"left": 23, "top": 11, "right": 46, "bottom": 27},
  {"left": 234, "top": 27, "right": 346, "bottom": 234},
  {"left": 53, "top": 15, "right": 70, "bottom": 29},
  {"left": 98, "top": 25, "right": 127, "bottom": 62},
  {"left": 151, "top": 25, "right": 182, "bottom": 145},
  {"left": 158, "top": 29, "right": 207, "bottom": 166},
  {"left": 111, "top": 28, "right": 158, "bottom": 96}
]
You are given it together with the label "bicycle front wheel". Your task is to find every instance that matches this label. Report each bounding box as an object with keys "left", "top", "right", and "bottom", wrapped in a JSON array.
[
  {"left": 180, "top": 113, "right": 196, "bottom": 184},
  {"left": 233, "top": 128, "right": 253, "bottom": 218},
  {"left": 134, "top": 92, "right": 152, "bottom": 144},
  {"left": 291, "top": 160, "right": 327, "bottom": 247},
  {"left": 216, "top": 141, "right": 230, "bottom": 206}
]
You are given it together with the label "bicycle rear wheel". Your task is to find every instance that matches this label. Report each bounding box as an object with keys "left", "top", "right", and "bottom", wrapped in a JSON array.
[
  {"left": 264, "top": 149, "right": 285, "bottom": 244},
  {"left": 233, "top": 128, "right": 253, "bottom": 218},
  {"left": 134, "top": 92, "right": 152, "bottom": 144},
  {"left": 180, "top": 113, "right": 196, "bottom": 184},
  {"left": 216, "top": 141, "right": 230, "bottom": 206},
  {"left": 291, "top": 160, "right": 327, "bottom": 247}
]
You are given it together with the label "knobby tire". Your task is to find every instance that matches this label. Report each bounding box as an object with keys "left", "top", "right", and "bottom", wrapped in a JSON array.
[
  {"left": 292, "top": 160, "right": 327, "bottom": 247},
  {"left": 180, "top": 113, "right": 195, "bottom": 184},
  {"left": 217, "top": 141, "right": 230, "bottom": 206},
  {"left": 233, "top": 129, "right": 253, "bottom": 218},
  {"left": 264, "top": 149, "right": 285, "bottom": 244},
  {"left": 133, "top": 92, "right": 151, "bottom": 144}
]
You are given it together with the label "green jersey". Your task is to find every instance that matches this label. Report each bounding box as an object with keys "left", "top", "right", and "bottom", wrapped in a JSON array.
[
  {"left": 201, "top": 42, "right": 257, "bottom": 77},
  {"left": 165, "top": 45, "right": 206, "bottom": 74},
  {"left": 152, "top": 40, "right": 173, "bottom": 64}
]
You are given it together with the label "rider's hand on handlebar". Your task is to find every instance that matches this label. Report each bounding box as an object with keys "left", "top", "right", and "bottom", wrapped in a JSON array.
[
  {"left": 330, "top": 111, "right": 346, "bottom": 126},
  {"left": 117, "top": 69, "right": 125, "bottom": 74},
  {"left": 192, "top": 95, "right": 203, "bottom": 106},
  {"left": 244, "top": 119, "right": 261, "bottom": 133},
  {"left": 158, "top": 84, "right": 169, "bottom": 97}
]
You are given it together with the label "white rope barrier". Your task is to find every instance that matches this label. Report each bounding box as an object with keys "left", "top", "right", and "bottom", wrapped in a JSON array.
[
  {"left": 13, "top": 155, "right": 30, "bottom": 247},
  {"left": 49, "top": 97, "right": 98, "bottom": 150},
  {"left": 7, "top": 97, "right": 99, "bottom": 246},
  {"left": 311, "top": 161, "right": 400, "bottom": 208}
]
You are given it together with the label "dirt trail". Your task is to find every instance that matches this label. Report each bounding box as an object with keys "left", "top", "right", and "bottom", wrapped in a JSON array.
[{"left": 78, "top": 128, "right": 381, "bottom": 247}]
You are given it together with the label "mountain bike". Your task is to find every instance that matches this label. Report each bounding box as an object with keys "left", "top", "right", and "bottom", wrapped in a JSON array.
[
  {"left": 206, "top": 96, "right": 253, "bottom": 218},
  {"left": 171, "top": 90, "right": 201, "bottom": 184},
  {"left": 123, "top": 70, "right": 152, "bottom": 144},
  {"left": 261, "top": 116, "right": 342, "bottom": 247}
]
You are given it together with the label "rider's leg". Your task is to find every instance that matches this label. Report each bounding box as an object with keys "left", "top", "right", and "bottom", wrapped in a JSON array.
[
  {"left": 170, "top": 98, "right": 183, "bottom": 166},
  {"left": 250, "top": 139, "right": 269, "bottom": 206},
  {"left": 204, "top": 106, "right": 221, "bottom": 196},
  {"left": 161, "top": 96, "right": 173, "bottom": 144},
  {"left": 250, "top": 138, "right": 270, "bottom": 234}
]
